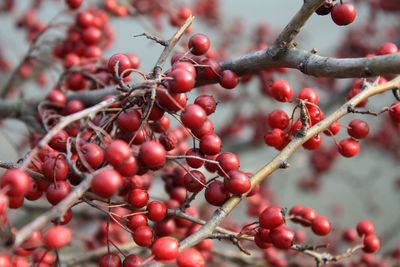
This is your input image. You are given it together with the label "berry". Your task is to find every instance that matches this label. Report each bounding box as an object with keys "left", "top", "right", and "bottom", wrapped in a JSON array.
[
  {"left": 303, "top": 134, "right": 322, "bottom": 150},
  {"left": 224, "top": 170, "right": 251, "bottom": 195},
  {"left": 169, "top": 68, "right": 195, "bottom": 93},
  {"left": 117, "top": 109, "right": 141, "bottom": 132},
  {"left": 80, "top": 143, "right": 104, "bottom": 169},
  {"left": 378, "top": 42, "right": 398, "bottom": 55},
  {"left": 269, "top": 226, "right": 295, "bottom": 249},
  {"left": 1, "top": 169, "right": 31, "bottom": 197},
  {"left": 46, "top": 90, "right": 66, "bottom": 106},
  {"left": 108, "top": 53, "right": 131, "bottom": 77},
  {"left": 188, "top": 34, "right": 210, "bottom": 55},
  {"left": 146, "top": 201, "right": 167, "bottom": 221},
  {"left": 389, "top": 102, "right": 400, "bottom": 122},
  {"left": 299, "top": 207, "right": 318, "bottom": 226},
  {"left": 197, "top": 58, "right": 221, "bottom": 82},
  {"left": 324, "top": 120, "right": 341, "bottom": 136},
  {"left": 200, "top": 134, "right": 221, "bottom": 155},
  {"left": 152, "top": 237, "right": 180, "bottom": 261},
  {"left": 105, "top": 140, "right": 132, "bottom": 169},
  {"left": 192, "top": 118, "right": 214, "bottom": 138},
  {"left": 139, "top": 141, "right": 166, "bottom": 170},
  {"left": 259, "top": 206, "right": 285, "bottom": 229},
  {"left": 91, "top": 169, "right": 122, "bottom": 198},
  {"left": 184, "top": 170, "right": 206, "bottom": 193},
  {"left": 185, "top": 148, "right": 204, "bottom": 168},
  {"left": 177, "top": 248, "right": 205, "bottom": 267},
  {"left": 270, "top": 80, "right": 293, "bottom": 102},
  {"left": 181, "top": 104, "right": 207, "bottom": 130},
  {"left": 338, "top": 138, "right": 359, "bottom": 157},
  {"left": 46, "top": 181, "right": 71, "bottom": 205},
  {"left": 128, "top": 189, "right": 149, "bottom": 209},
  {"left": 268, "top": 110, "right": 289, "bottom": 130},
  {"left": 123, "top": 254, "right": 143, "bottom": 267},
  {"left": 357, "top": 220, "right": 374, "bottom": 237},
  {"left": 43, "top": 156, "right": 69, "bottom": 181},
  {"left": 49, "top": 130, "right": 68, "bottom": 152},
  {"left": 216, "top": 152, "right": 240, "bottom": 176},
  {"left": 204, "top": 180, "right": 230, "bottom": 206},
  {"left": 331, "top": 2, "right": 356, "bottom": 26},
  {"left": 347, "top": 119, "right": 369, "bottom": 139},
  {"left": 44, "top": 226, "right": 71, "bottom": 250},
  {"left": 343, "top": 228, "right": 358, "bottom": 243},
  {"left": 264, "top": 128, "right": 284, "bottom": 148},
  {"left": 98, "top": 253, "right": 121, "bottom": 267},
  {"left": 219, "top": 70, "right": 239, "bottom": 89},
  {"left": 194, "top": 95, "right": 217, "bottom": 115},
  {"left": 311, "top": 216, "right": 331, "bottom": 236},
  {"left": 127, "top": 53, "right": 140, "bottom": 69},
  {"left": 127, "top": 212, "right": 148, "bottom": 231},
  {"left": 363, "top": 235, "right": 380, "bottom": 253},
  {"left": 133, "top": 225, "right": 153, "bottom": 247},
  {"left": 298, "top": 88, "right": 318, "bottom": 108}
]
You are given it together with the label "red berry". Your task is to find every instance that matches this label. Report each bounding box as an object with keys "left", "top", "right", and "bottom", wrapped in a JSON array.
[
  {"left": 64, "top": 100, "right": 84, "bottom": 115},
  {"left": 177, "top": 248, "right": 205, "bottom": 267},
  {"left": 1, "top": 169, "right": 31, "bottom": 197},
  {"left": 269, "top": 226, "right": 295, "bottom": 249},
  {"left": 127, "top": 212, "right": 148, "bottom": 231},
  {"left": 299, "top": 207, "right": 318, "bottom": 226},
  {"left": 270, "top": 80, "right": 293, "bottom": 102},
  {"left": 223, "top": 170, "right": 251, "bottom": 195},
  {"left": 204, "top": 180, "right": 230, "bottom": 206},
  {"left": 338, "top": 138, "right": 359, "bottom": 157},
  {"left": 127, "top": 53, "right": 140, "bottom": 69},
  {"left": 324, "top": 120, "right": 341, "bottom": 136},
  {"left": 264, "top": 128, "right": 284, "bottom": 148},
  {"left": 98, "top": 253, "right": 121, "bottom": 267},
  {"left": 117, "top": 109, "right": 141, "bottom": 132},
  {"left": 105, "top": 140, "right": 132, "bottom": 169},
  {"left": 216, "top": 152, "right": 240, "bottom": 176},
  {"left": 363, "top": 235, "right": 380, "bottom": 253},
  {"left": 152, "top": 237, "right": 179, "bottom": 261},
  {"left": 188, "top": 34, "right": 210, "bottom": 55},
  {"left": 343, "top": 228, "right": 358, "bottom": 243},
  {"left": 46, "top": 181, "right": 71, "bottom": 205},
  {"left": 302, "top": 134, "right": 322, "bottom": 150},
  {"left": 259, "top": 206, "right": 285, "bottom": 229},
  {"left": 46, "top": 90, "right": 66, "bottom": 106},
  {"left": 377, "top": 42, "right": 398, "bottom": 55},
  {"left": 331, "top": 2, "right": 356, "bottom": 26},
  {"left": 309, "top": 108, "right": 324, "bottom": 125},
  {"left": 184, "top": 170, "right": 206, "bottom": 193},
  {"left": 389, "top": 102, "right": 400, "bottom": 122},
  {"left": 197, "top": 58, "right": 221, "bottom": 82},
  {"left": 254, "top": 233, "right": 273, "bottom": 249},
  {"left": 311, "top": 216, "right": 331, "bottom": 236},
  {"left": 347, "top": 87, "right": 367, "bottom": 107},
  {"left": 219, "top": 70, "right": 238, "bottom": 89},
  {"left": 146, "top": 201, "right": 166, "bottom": 222},
  {"left": 123, "top": 254, "right": 143, "bottom": 267},
  {"left": 192, "top": 118, "right": 214, "bottom": 138},
  {"left": 91, "top": 169, "right": 122, "bottom": 198},
  {"left": 169, "top": 68, "right": 195, "bottom": 93},
  {"left": 357, "top": 220, "right": 374, "bottom": 237},
  {"left": 82, "top": 26, "right": 102, "bottom": 45},
  {"left": 108, "top": 53, "right": 132, "bottom": 77},
  {"left": 139, "top": 141, "right": 166, "bottom": 170},
  {"left": 44, "top": 226, "right": 71, "bottom": 250},
  {"left": 128, "top": 189, "right": 149, "bottom": 208},
  {"left": 185, "top": 148, "right": 204, "bottom": 168},
  {"left": 194, "top": 95, "right": 216, "bottom": 116},
  {"left": 49, "top": 130, "right": 68, "bottom": 152},
  {"left": 268, "top": 110, "right": 289, "bottom": 130},
  {"left": 200, "top": 134, "right": 221, "bottom": 155},
  {"left": 348, "top": 119, "right": 369, "bottom": 139},
  {"left": 172, "top": 62, "right": 196, "bottom": 77},
  {"left": 298, "top": 88, "right": 318, "bottom": 108},
  {"left": 181, "top": 104, "right": 207, "bottom": 130},
  {"left": 133, "top": 225, "right": 153, "bottom": 247},
  {"left": 76, "top": 11, "right": 94, "bottom": 28},
  {"left": 80, "top": 143, "right": 104, "bottom": 169},
  {"left": 33, "top": 251, "right": 55, "bottom": 265}
]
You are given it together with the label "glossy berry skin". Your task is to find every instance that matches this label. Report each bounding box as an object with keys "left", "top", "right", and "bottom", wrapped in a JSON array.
[
  {"left": 347, "top": 120, "right": 369, "bottom": 139},
  {"left": 324, "top": 120, "right": 341, "bottom": 136},
  {"left": 184, "top": 170, "right": 206, "bottom": 193},
  {"left": 33, "top": 251, "right": 55, "bottom": 265},
  {"left": 127, "top": 53, "right": 140, "bottom": 69},
  {"left": 127, "top": 213, "right": 148, "bottom": 231},
  {"left": 46, "top": 181, "right": 71, "bottom": 205},
  {"left": 204, "top": 180, "right": 230, "bottom": 206},
  {"left": 117, "top": 109, "right": 141, "bottom": 132},
  {"left": 181, "top": 104, "right": 207, "bottom": 130},
  {"left": 91, "top": 169, "right": 122, "bottom": 198},
  {"left": 66, "top": 0, "right": 82, "bottom": 9},
  {"left": 363, "top": 235, "right": 380, "bottom": 253},
  {"left": 342, "top": 228, "right": 358, "bottom": 243},
  {"left": 152, "top": 237, "right": 179, "bottom": 261},
  {"left": 108, "top": 53, "right": 131, "bottom": 77},
  {"left": 192, "top": 118, "right": 214, "bottom": 138},
  {"left": 269, "top": 226, "right": 295, "bottom": 249},
  {"left": 259, "top": 206, "right": 285, "bottom": 229},
  {"left": 48, "top": 130, "right": 68, "bottom": 152},
  {"left": 133, "top": 225, "right": 153, "bottom": 247},
  {"left": 128, "top": 189, "right": 149, "bottom": 208},
  {"left": 268, "top": 110, "right": 289, "bottom": 130},
  {"left": 224, "top": 170, "right": 251, "bottom": 195},
  {"left": 264, "top": 128, "right": 284, "bottom": 148},
  {"left": 357, "top": 220, "right": 374, "bottom": 237},
  {"left": 389, "top": 102, "right": 400, "bottom": 122},
  {"left": 177, "top": 248, "right": 205, "bottom": 267},
  {"left": 123, "top": 254, "right": 143, "bottom": 267},
  {"left": 216, "top": 152, "right": 240, "bottom": 176},
  {"left": 219, "top": 70, "right": 239, "bottom": 89},
  {"left": 377, "top": 42, "right": 398, "bottom": 55},
  {"left": 194, "top": 95, "right": 216, "bottom": 115},
  {"left": 197, "top": 58, "right": 221, "bottom": 82},
  {"left": 299, "top": 207, "right": 318, "bottom": 226},
  {"left": 1, "top": 169, "right": 31, "bottom": 197},
  {"left": 80, "top": 143, "right": 104, "bottom": 169},
  {"left": 169, "top": 68, "right": 195, "bottom": 93},
  {"left": 146, "top": 201, "right": 167, "bottom": 221},
  {"left": 185, "top": 148, "right": 204, "bottom": 168},
  {"left": 139, "top": 141, "right": 166, "bottom": 170},
  {"left": 172, "top": 62, "right": 196, "bottom": 77},
  {"left": 298, "top": 88, "right": 318, "bottom": 108},
  {"left": 311, "top": 216, "right": 331, "bottom": 236},
  {"left": 188, "top": 34, "right": 210, "bottom": 55},
  {"left": 303, "top": 134, "right": 322, "bottom": 150},
  {"left": 270, "top": 80, "right": 293, "bottom": 102},
  {"left": 98, "top": 253, "right": 121, "bottom": 267},
  {"left": 105, "top": 140, "right": 132, "bottom": 169},
  {"left": 338, "top": 138, "right": 359, "bottom": 157},
  {"left": 200, "top": 134, "right": 221, "bottom": 155},
  {"left": 44, "top": 226, "right": 71, "bottom": 250},
  {"left": 331, "top": 2, "right": 356, "bottom": 26}
]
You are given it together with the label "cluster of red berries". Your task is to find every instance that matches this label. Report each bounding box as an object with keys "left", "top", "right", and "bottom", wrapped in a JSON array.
[
  {"left": 342, "top": 220, "right": 380, "bottom": 253},
  {"left": 312, "top": 1, "right": 357, "bottom": 26}
]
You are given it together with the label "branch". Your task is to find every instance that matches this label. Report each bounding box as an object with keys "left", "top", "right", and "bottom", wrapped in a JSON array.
[{"left": 178, "top": 75, "right": 400, "bottom": 251}]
